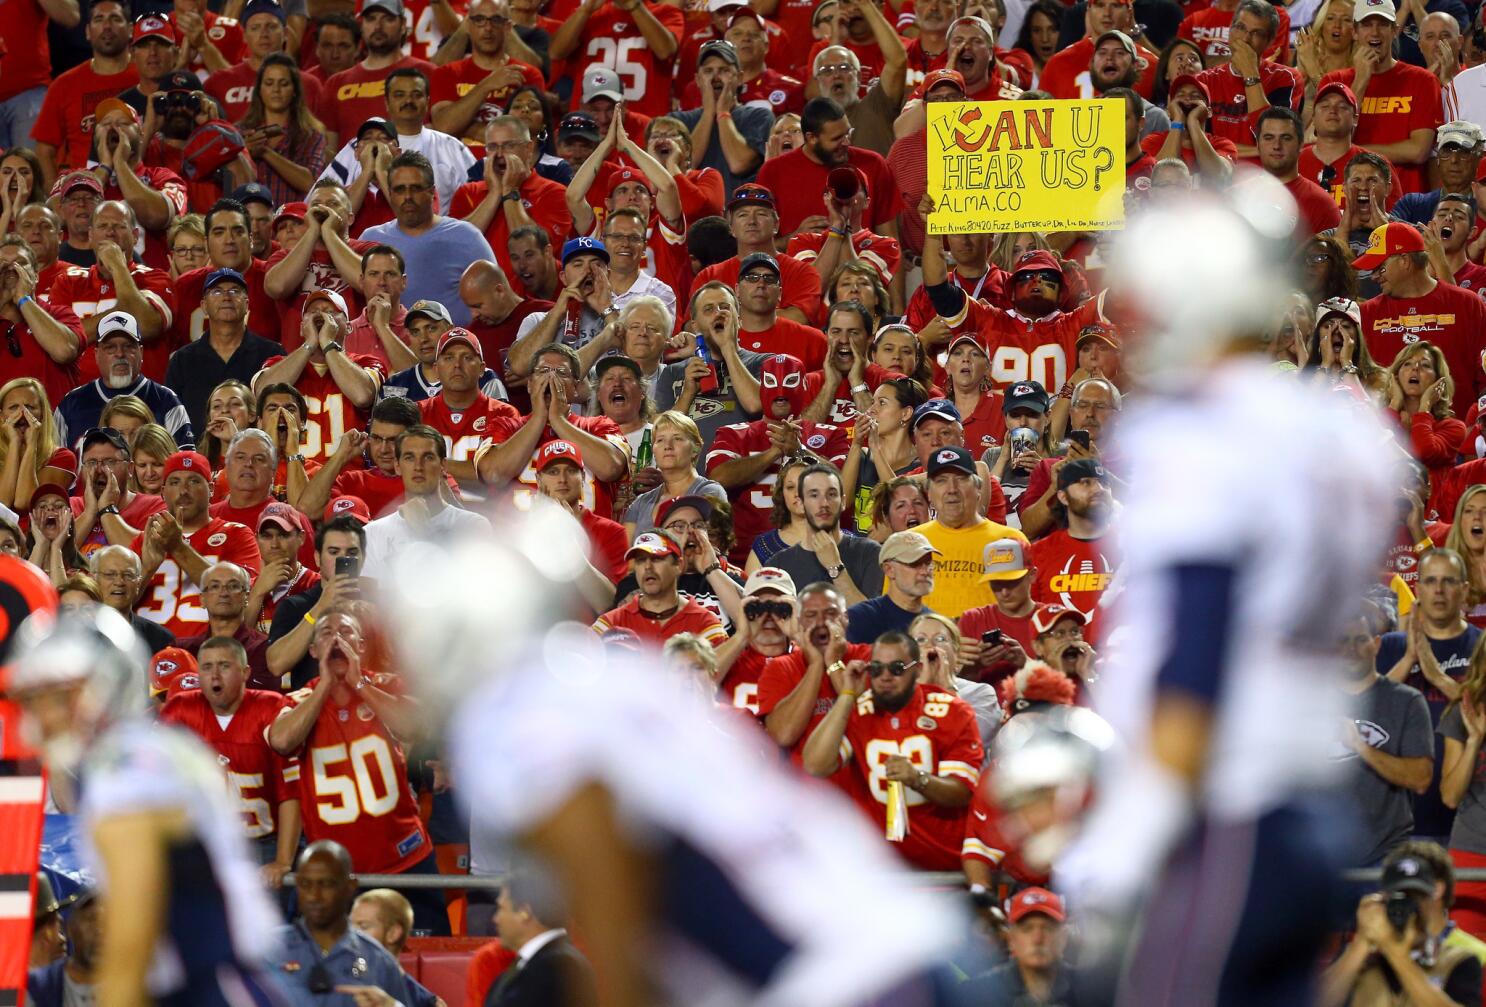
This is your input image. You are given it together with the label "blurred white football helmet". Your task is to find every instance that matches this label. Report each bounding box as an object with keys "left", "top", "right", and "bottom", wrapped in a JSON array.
[
  {"left": 1107, "top": 167, "right": 1299, "bottom": 385},
  {"left": 991, "top": 705, "right": 1117, "bottom": 870},
  {"left": 8, "top": 605, "right": 151, "bottom": 776}
]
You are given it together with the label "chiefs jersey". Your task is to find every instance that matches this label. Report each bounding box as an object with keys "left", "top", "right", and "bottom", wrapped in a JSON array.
[
  {"left": 800, "top": 362, "right": 903, "bottom": 429},
  {"left": 400, "top": 0, "right": 467, "bottom": 61},
  {"left": 835, "top": 683, "right": 982, "bottom": 871},
  {"left": 256, "top": 354, "right": 387, "bottom": 463},
  {"left": 160, "top": 689, "right": 299, "bottom": 840},
  {"left": 264, "top": 240, "right": 377, "bottom": 353},
  {"left": 167, "top": 10, "right": 245, "bottom": 75},
  {"left": 482, "top": 413, "right": 630, "bottom": 517},
  {"left": 131, "top": 517, "right": 262, "bottom": 639},
  {"left": 1028, "top": 531, "right": 1116, "bottom": 642},
  {"left": 591, "top": 595, "right": 727, "bottom": 647},
  {"left": 940, "top": 293, "right": 1102, "bottom": 394},
  {"left": 562, "top": 2, "right": 687, "bottom": 118},
  {"left": 102, "top": 166, "right": 188, "bottom": 273},
  {"left": 706, "top": 418, "right": 848, "bottom": 562},
  {"left": 48, "top": 261, "right": 176, "bottom": 381},
  {"left": 420, "top": 392, "right": 521, "bottom": 468},
  {"left": 785, "top": 228, "right": 901, "bottom": 288},
  {"left": 962, "top": 783, "right": 1050, "bottom": 887},
  {"left": 718, "top": 645, "right": 780, "bottom": 715},
  {"left": 277, "top": 674, "right": 431, "bottom": 874},
  {"left": 429, "top": 56, "right": 544, "bottom": 144}
]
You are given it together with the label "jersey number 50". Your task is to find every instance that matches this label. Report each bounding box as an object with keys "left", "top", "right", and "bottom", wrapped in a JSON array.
[{"left": 311, "top": 735, "right": 400, "bottom": 825}]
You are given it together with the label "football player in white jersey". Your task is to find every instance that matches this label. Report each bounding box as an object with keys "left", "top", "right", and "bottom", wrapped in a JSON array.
[
  {"left": 386, "top": 504, "right": 979, "bottom": 1007},
  {"left": 8, "top": 607, "right": 284, "bottom": 1007},
  {"left": 1050, "top": 179, "right": 1403, "bottom": 1005}
]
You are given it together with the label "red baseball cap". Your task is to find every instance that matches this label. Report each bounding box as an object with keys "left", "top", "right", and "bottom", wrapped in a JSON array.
[
  {"left": 257, "top": 500, "right": 310, "bottom": 536},
  {"left": 1167, "top": 73, "right": 1211, "bottom": 105},
  {"left": 48, "top": 171, "right": 104, "bottom": 201},
  {"left": 324, "top": 495, "right": 372, "bottom": 523},
  {"left": 149, "top": 647, "right": 199, "bottom": 700},
  {"left": 607, "top": 167, "right": 654, "bottom": 198},
  {"left": 534, "top": 439, "right": 584, "bottom": 471},
  {"left": 625, "top": 530, "right": 684, "bottom": 561},
  {"left": 922, "top": 68, "right": 967, "bottom": 95},
  {"left": 1012, "top": 249, "right": 1064, "bottom": 278},
  {"left": 162, "top": 451, "right": 213, "bottom": 486},
  {"left": 1031, "top": 603, "right": 1087, "bottom": 636},
  {"left": 132, "top": 13, "right": 174, "bottom": 43},
  {"left": 436, "top": 327, "right": 483, "bottom": 360},
  {"left": 1352, "top": 221, "right": 1426, "bottom": 270},
  {"left": 272, "top": 201, "right": 308, "bottom": 229},
  {"left": 1316, "top": 80, "right": 1358, "bottom": 111},
  {"left": 1008, "top": 887, "right": 1066, "bottom": 923},
  {"left": 94, "top": 97, "right": 141, "bottom": 125}
]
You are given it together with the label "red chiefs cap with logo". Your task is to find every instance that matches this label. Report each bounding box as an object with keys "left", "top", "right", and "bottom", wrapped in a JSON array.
[
  {"left": 534, "top": 439, "right": 585, "bottom": 472},
  {"left": 132, "top": 13, "right": 174, "bottom": 43},
  {"left": 625, "top": 530, "right": 684, "bottom": 561},
  {"left": 1031, "top": 603, "right": 1088, "bottom": 636},
  {"left": 324, "top": 495, "right": 372, "bottom": 523},
  {"left": 1007, "top": 887, "right": 1066, "bottom": 923},
  {"left": 436, "top": 327, "right": 483, "bottom": 361},
  {"left": 149, "top": 647, "right": 200, "bottom": 700},
  {"left": 607, "top": 167, "right": 654, "bottom": 197}
]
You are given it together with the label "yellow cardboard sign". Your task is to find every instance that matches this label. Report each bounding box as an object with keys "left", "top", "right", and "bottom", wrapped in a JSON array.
[{"left": 926, "top": 99, "right": 1126, "bottom": 234}]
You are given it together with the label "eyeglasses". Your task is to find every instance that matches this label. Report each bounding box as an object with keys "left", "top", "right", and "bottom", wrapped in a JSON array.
[
  {"left": 468, "top": 13, "right": 511, "bottom": 25},
  {"left": 914, "top": 632, "right": 953, "bottom": 646},
  {"left": 487, "top": 140, "right": 527, "bottom": 153},
  {"left": 744, "top": 599, "right": 793, "bottom": 621},
  {"left": 81, "top": 458, "right": 129, "bottom": 469},
  {"left": 603, "top": 232, "right": 646, "bottom": 246},
  {"left": 1440, "top": 147, "right": 1477, "bottom": 160},
  {"left": 663, "top": 519, "right": 709, "bottom": 532},
  {"left": 868, "top": 659, "right": 917, "bottom": 677},
  {"left": 816, "top": 62, "right": 855, "bottom": 76},
  {"left": 1071, "top": 400, "right": 1115, "bottom": 412},
  {"left": 740, "top": 272, "right": 779, "bottom": 285}
]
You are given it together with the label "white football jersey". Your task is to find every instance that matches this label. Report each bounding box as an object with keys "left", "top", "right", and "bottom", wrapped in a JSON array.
[
  {"left": 80, "top": 720, "right": 281, "bottom": 994},
  {"left": 450, "top": 628, "right": 964, "bottom": 1007}
]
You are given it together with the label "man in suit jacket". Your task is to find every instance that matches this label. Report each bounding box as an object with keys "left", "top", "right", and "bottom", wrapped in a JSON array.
[{"left": 486, "top": 875, "right": 598, "bottom": 1007}]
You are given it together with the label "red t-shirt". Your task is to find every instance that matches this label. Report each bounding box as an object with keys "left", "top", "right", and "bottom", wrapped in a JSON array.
[
  {"left": 1362, "top": 282, "right": 1486, "bottom": 419},
  {"left": 591, "top": 594, "right": 727, "bottom": 646},
  {"left": 957, "top": 604, "right": 1037, "bottom": 688},
  {"left": 706, "top": 418, "right": 849, "bottom": 563},
  {"left": 255, "top": 354, "right": 388, "bottom": 463},
  {"left": 331, "top": 466, "right": 410, "bottom": 520},
  {"left": 1318, "top": 63, "right": 1442, "bottom": 193},
  {"left": 206, "top": 59, "right": 324, "bottom": 123},
  {"left": 1138, "top": 130, "right": 1241, "bottom": 174},
  {"left": 736, "top": 317, "right": 828, "bottom": 370},
  {"left": 1178, "top": 3, "right": 1290, "bottom": 61},
  {"left": 1195, "top": 61, "right": 1301, "bottom": 159},
  {"left": 167, "top": 10, "right": 246, "bottom": 75},
  {"left": 172, "top": 258, "right": 279, "bottom": 348},
  {"left": 429, "top": 57, "right": 544, "bottom": 144},
  {"left": 676, "top": 167, "right": 725, "bottom": 221},
  {"left": 265, "top": 239, "right": 377, "bottom": 352},
  {"left": 962, "top": 783, "right": 1050, "bottom": 887},
  {"left": 1027, "top": 530, "right": 1115, "bottom": 642},
  {"left": 320, "top": 56, "right": 439, "bottom": 140},
  {"left": 484, "top": 412, "right": 631, "bottom": 517},
  {"left": 1297, "top": 143, "right": 1404, "bottom": 209},
  {"left": 754, "top": 146, "right": 904, "bottom": 238},
  {"left": 1038, "top": 37, "right": 1160, "bottom": 101},
  {"left": 690, "top": 252, "right": 823, "bottom": 323},
  {"left": 833, "top": 683, "right": 982, "bottom": 871},
  {"left": 1284, "top": 174, "right": 1343, "bottom": 239},
  {"left": 579, "top": 507, "right": 630, "bottom": 584},
  {"left": 278, "top": 674, "right": 432, "bottom": 873},
  {"left": 31, "top": 61, "right": 140, "bottom": 172},
  {"left": 1, "top": 298, "right": 84, "bottom": 406},
  {"left": 419, "top": 392, "right": 521, "bottom": 467},
  {"left": 48, "top": 261, "right": 176, "bottom": 381},
  {"left": 561, "top": 2, "right": 686, "bottom": 118},
  {"left": 718, "top": 644, "right": 784, "bottom": 715},
  {"left": 756, "top": 642, "right": 874, "bottom": 766},
  {"left": 130, "top": 517, "right": 262, "bottom": 639},
  {"left": 467, "top": 297, "right": 551, "bottom": 377},
  {"left": 448, "top": 175, "right": 573, "bottom": 294},
  {"left": 765, "top": 0, "right": 816, "bottom": 64},
  {"left": 785, "top": 228, "right": 901, "bottom": 290},
  {"left": 161, "top": 689, "right": 297, "bottom": 840},
  {"left": 0, "top": 0, "right": 57, "bottom": 100}
]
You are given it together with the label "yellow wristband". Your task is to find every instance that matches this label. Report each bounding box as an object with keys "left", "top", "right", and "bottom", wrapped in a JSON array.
[
  {"left": 840, "top": 690, "right": 859, "bottom": 700},
  {"left": 1415, "top": 537, "right": 1434, "bottom": 553},
  {"left": 303, "top": 612, "right": 317, "bottom": 626}
]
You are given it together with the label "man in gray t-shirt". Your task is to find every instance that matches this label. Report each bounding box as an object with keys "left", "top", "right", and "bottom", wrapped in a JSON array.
[
  {"left": 771, "top": 463, "right": 882, "bottom": 602},
  {"left": 655, "top": 282, "right": 767, "bottom": 450},
  {"left": 1341, "top": 614, "right": 1434, "bottom": 864}
]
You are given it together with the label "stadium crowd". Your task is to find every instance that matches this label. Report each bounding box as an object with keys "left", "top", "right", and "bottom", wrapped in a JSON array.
[{"left": 18, "top": 0, "right": 1486, "bottom": 996}]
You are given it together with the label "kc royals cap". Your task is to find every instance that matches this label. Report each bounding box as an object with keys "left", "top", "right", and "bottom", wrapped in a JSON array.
[{"left": 561, "top": 236, "right": 609, "bottom": 265}]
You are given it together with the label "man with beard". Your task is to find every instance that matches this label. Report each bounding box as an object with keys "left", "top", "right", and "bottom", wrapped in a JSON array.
[
  {"left": 1318, "top": 0, "right": 1442, "bottom": 194},
  {"left": 654, "top": 282, "right": 766, "bottom": 447},
  {"left": 846, "top": 530, "right": 939, "bottom": 642},
  {"left": 1356, "top": 221, "right": 1486, "bottom": 420},
  {"left": 755, "top": 97, "right": 903, "bottom": 239},
  {"left": 457, "top": 260, "right": 550, "bottom": 384},
  {"left": 537, "top": 439, "right": 629, "bottom": 583},
  {"left": 1089, "top": 31, "right": 1171, "bottom": 138},
  {"left": 48, "top": 200, "right": 176, "bottom": 381},
  {"left": 362, "top": 153, "right": 496, "bottom": 325},
  {"left": 207, "top": 428, "right": 278, "bottom": 530},
  {"left": 689, "top": 185, "right": 822, "bottom": 324},
  {"left": 732, "top": 252, "right": 826, "bottom": 367},
  {"left": 1019, "top": 377, "right": 1118, "bottom": 538},
  {"left": 417, "top": 327, "right": 520, "bottom": 485},
  {"left": 802, "top": 630, "right": 981, "bottom": 870},
  {"left": 1193, "top": 0, "right": 1299, "bottom": 160},
  {"left": 268, "top": 841, "right": 416, "bottom": 995},
  {"left": 31, "top": 0, "right": 139, "bottom": 177},
  {"left": 430, "top": 0, "right": 544, "bottom": 145},
  {"left": 132, "top": 449, "right": 262, "bottom": 640},
  {"left": 1300, "top": 83, "right": 1404, "bottom": 207},
  {"left": 1040, "top": 0, "right": 1159, "bottom": 98},
  {"left": 382, "top": 297, "right": 510, "bottom": 401},
  {"left": 171, "top": 198, "right": 280, "bottom": 347},
  {"left": 923, "top": 213, "right": 1103, "bottom": 395},
  {"left": 1422, "top": 192, "right": 1486, "bottom": 292},
  {"left": 712, "top": 566, "right": 797, "bottom": 713},
  {"left": 708, "top": 352, "right": 848, "bottom": 562},
  {"left": 450, "top": 117, "right": 571, "bottom": 293},
  {"left": 1336, "top": 602, "right": 1433, "bottom": 866},
  {"left": 263, "top": 181, "right": 376, "bottom": 351},
  {"left": 25, "top": 890, "right": 103, "bottom": 1007},
  {"left": 246, "top": 501, "right": 319, "bottom": 634},
  {"left": 55, "top": 311, "right": 194, "bottom": 452},
  {"left": 321, "top": 0, "right": 438, "bottom": 142},
  {"left": 771, "top": 463, "right": 882, "bottom": 604},
  {"left": 1027, "top": 458, "right": 1116, "bottom": 640},
  {"left": 160, "top": 633, "right": 300, "bottom": 881},
  {"left": 593, "top": 529, "right": 727, "bottom": 645},
  {"left": 165, "top": 268, "right": 283, "bottom": 434},
  {"left": 1027, "top": 603, "right": 1098, "bottom": 694},
  {"left": 0, "top": 238, "right": 83, "bottom": 406},
  {"left": 253, "top": 288, "right": 386, "bottom": 463},
  {"left": 1256, "top": 107, "right": 1343, "bottom": 239},
  {"left": 175, "top": 561, "right": 275, "bottom": 692},
  {"left": 71, "top": 427, "right": 166, "bottom": 555},
  {"left": 141, "top": 70, "right": 257, "bottom": 210},
  {"left": 505, "top": 226, "right": 560, "bottom": 302},
  {"left": 913, "top": 445, "right": 1027, "bottom": 618},
  {"left": 17, "top": 205, "right": 70, "bottom": 295}
]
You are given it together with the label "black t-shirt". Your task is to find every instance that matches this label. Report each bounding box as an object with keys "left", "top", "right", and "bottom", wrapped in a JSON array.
[
  {"left": 1366, "top": 949, "right": 1483, "bottom": 1007},
  {"left": 267, "top": 584, "right": 322, "bottom": 691}
]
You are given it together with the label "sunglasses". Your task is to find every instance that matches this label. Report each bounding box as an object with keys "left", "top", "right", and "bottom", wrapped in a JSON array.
[
  {"left": 744, "top": 599, "right": 793, "bottom": 621},
  {"left": 868, "top": 659, "right": 917, "bottom": 677}
]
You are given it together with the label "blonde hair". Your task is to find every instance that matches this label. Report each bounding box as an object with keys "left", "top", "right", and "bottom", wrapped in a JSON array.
[
  {"left": 652, "top": 410, "right": 703, "bottom": 457},
  {"left": 99, "top": 394, "right": 155, "bottom": 432},
  {"left": 1446, "top": 485, "right": 1486, "bottom": 604},
  {"left": 353, "top": 889, "right": 413, "bottom": 953},
  {"left": 0, "top": 378, "right": 58, "bottom": 475},
  {"left": 131, "top": 423, "right": 177, "bottom": 473},
  {"left": 910, "top": 611, "right": 962, "bottom": 651},
  {"left": 1388, "top": 341, "right": 1455, "bottom": 419}
]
